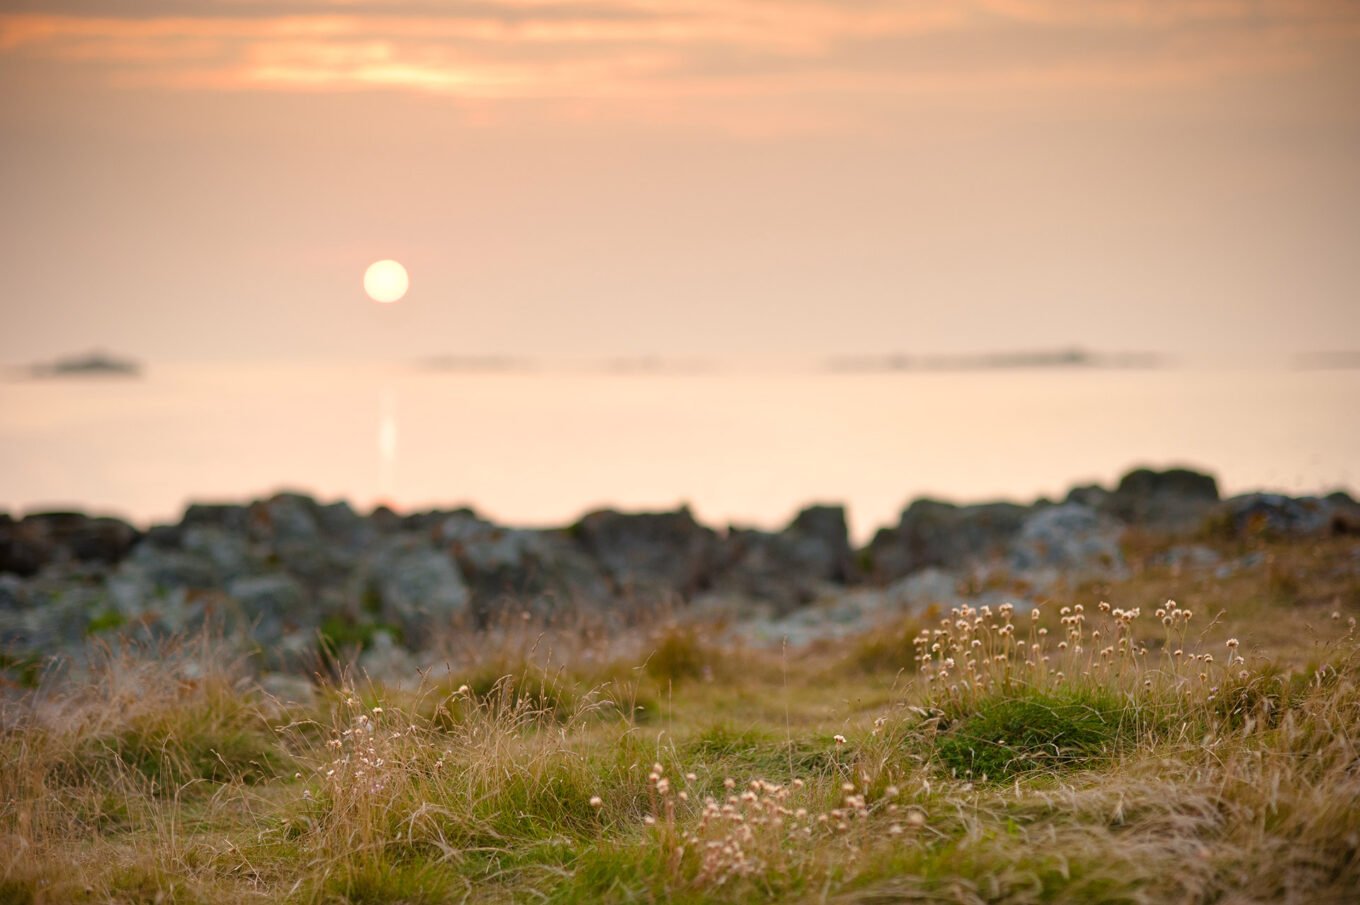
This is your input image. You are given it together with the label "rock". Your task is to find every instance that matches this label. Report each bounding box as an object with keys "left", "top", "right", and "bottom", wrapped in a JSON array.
[
  {"left": 440, "top": 515, "right": 612, "bottom": 617},
  {"left": 712, "top": 506, "right": 854, "bottom": 614},
  {"left": 0, "top": 513, "right": 139, "bottom": 575},
  {"left": 124, "top": 544, "right": 218, "bottom": 590},
  {"left": 182, "top": 503, "right": 251, "bottom": 534},
  {"left": 1152, "top": 544, "right": 1223, "bottom": 571},
  {"left": 1102, "top": 466, "right": 1220, "bottom": 532},
  {"left": 0, "top": 574, "right": 22, "bottom": 611},
  {"left": 361, "top": 538, "right": 470, "bottom": 639},
  {"left": 258, "top": 672, "right": 316, "bottom": 708},
  {"left": 358, "top": 630, "right": 419, "bottom": 685},
  {"left": 315, "top": 500, "right": 375, "bottom": 548},
  {"left": 225, "top": 573, "right": 315, "bottom": 644},
  {"left": 1064, "top": 484, "right": 1109, "bottom": 509},
  {"left": 1324, "top": 492, "right": 1360, "bottom": 535},
  {"left": 888, "top": 567, "right": 965, "bottom": 610},
  {"left": 249, "top": 492, "right": 321, "bottom": 544},
  {"left": 180, "top": 526, "right": 254, "bottom": 580},
  {"left": 1008, "top": 503, "right": 1125, "bottom": 575},
  {"left": 1206, "top": 494, "right": 1349, "bottom": 540},
  {"left": 572, "top": 507, "right": 719, "bottom": 602},
  {"left": 0, "top": 518, "right": 50, "bottom": 576},
  {"left": 786, "top": 505, "right": 857, "bottom": 582},
  {"left": 864, "top": 500, "right": 1029, "bottom": 583}
]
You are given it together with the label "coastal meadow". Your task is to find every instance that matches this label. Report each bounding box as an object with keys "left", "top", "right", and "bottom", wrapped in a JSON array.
[{"left": 2, "top": 530, "right": 1358, "bottom": 904}]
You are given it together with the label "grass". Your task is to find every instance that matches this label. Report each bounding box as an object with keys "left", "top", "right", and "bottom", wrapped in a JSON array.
[{"left": 0, "top": 534, "right": 1357, "bottom": 903}]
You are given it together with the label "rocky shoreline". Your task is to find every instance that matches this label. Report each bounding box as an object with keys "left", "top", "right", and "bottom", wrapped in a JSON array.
[{"left": 3, "top": 467, "right": 1357, "bottom": 685}]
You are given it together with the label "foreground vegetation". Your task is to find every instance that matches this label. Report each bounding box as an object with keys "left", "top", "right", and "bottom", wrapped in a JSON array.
[{"left": 2, "top": 535, "right": 1358, "bottom": 903}]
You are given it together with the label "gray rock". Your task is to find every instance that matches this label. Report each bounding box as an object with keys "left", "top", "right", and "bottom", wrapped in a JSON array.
[
  {"left": 126, "top": 544, "right": 218, "bottom": 589},
  {"left": 183, "top": 503, "right": 251, "bottom": 534},
  {"left": 1102, "top": 466, "right": 1220, "bottom": 533},
  {"left": 358, "top": 630, "right": 419, "bottom": 686},
  {"left": 441, "top": 516, "right": 611, "bottom": 617},
  {"left": 1207, "top": 493, "right": 1350, "bottom": 539},
  {"left": 258, "top": 672, "right": 316, "bottom": 708},
  {"left": 315, "top": 500, "right": 375, "bottom": 547},
  {"left": 226, "top": 574, "right": 311, "bottom": 634},
  {"left": 248, "top": 493, "right": 320, "bottom": 544},
  {"left": 1152, "top": 544, "right": 1223, "bottom": 571},
  {"left": 1009, "top": 503, "right": 1125, "bottom": 574},
  {"left": 572, "top": 507, "right": 719, "bottom": 603},
  {"left": 362, "top": 538, "right": 470, "bottom": 639},
  {"left": 864, "top": 499, "right": 1028, "bottom": 583},
  {"left": 181, "top": 526, "right": 254, "bottom": 580},
  {"left": 711, "top": 506, "right": 854, "bottom": 614},
  {"left": 888, "top": 567, "right": 964, "bottom": 609},
  {"left": 786, "top": 505, "right": 857, "bottom": 582},
  {"left": 1, "top": 513, "right": 139, "bottom": 575}
]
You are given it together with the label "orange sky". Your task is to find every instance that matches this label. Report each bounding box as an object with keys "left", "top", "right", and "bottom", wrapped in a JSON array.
[{"left": 2, "top": 0, "right": 1358, "bottom": 363}]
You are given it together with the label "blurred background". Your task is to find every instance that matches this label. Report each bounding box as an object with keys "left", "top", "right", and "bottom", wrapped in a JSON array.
[{"left": 2, "top": 0, "right": 1358, "bottom": 537}]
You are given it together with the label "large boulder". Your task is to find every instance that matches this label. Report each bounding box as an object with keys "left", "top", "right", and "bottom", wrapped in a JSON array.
[
  {"left": 182, "top": 502, "right": 251, "bottom": 534},
  {"left": 786, "top": 505, "right": 857, "bottom": 583},
  {"left": 864, "top": 500, "right": 1029, "bottom": 583},
  {"left": 248, "top": 492, "right": 321, "bottom": 544},
  {"left": 180, "top": 525, "right": 255, "bottom": 580},
  {"left": 1008, "top": 503, "right": 1126, "bottom": 576},
  {"left": 1101, "top": 466, "right": 1219, "bottom": 533},
  {"left": 224, "top": 573, "right": 315, "bottom": 646},
  {"left": 712, "top": 505, "right": 856, "bottom": 614},
  {"left": 122, "top": 543, "right": 218, "bottom": 590},
  {"left": 571, "top": 507, "right": 720, "bottom": 603},
  {"left": 1207, "top": 493, "right": 1360, "bottom": 540},
  {"left": 359, "top": 538, "right": 470, "bottom": 640},
  {"left": 0, "top": 516, "right": 50, "bottom": 576},
  {"left": 0, "top": 512, "right": 139, "bottom": 575},
  {"left": 439, "top": 514, "right": 612, "bottom": 617}
]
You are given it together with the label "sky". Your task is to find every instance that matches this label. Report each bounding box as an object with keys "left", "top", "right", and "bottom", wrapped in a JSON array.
[{"left": 2, "top": 0, "right": 1359, "bottom": 366}]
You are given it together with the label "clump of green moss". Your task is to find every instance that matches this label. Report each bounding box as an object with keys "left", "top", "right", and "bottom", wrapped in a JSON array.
[{"left": 935, "top": 691, "right": 1130, "bottom": 781}]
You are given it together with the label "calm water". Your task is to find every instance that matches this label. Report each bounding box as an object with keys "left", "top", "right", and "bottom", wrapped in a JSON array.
[{"left": 2, "top": 363, "right": 1356, "bottom": 541}]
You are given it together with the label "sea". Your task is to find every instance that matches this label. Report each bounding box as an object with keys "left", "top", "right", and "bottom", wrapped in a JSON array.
[{"left": 2, "top": 362, "right": 1356, "bottom": 542}]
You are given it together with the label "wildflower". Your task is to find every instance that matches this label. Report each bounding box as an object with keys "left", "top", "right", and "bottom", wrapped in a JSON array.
[
  {"left": 590, "top": 795, "right": 604, "bottom": 808},
  {"left": 833, "top": 734, "right": 847, "bottom": 746},
  {"left": 685, "top": 772, "right": 697, "bottom": 782},
  {"left": 1226, "top": 638, "right": 1239, "bottom": 650}
]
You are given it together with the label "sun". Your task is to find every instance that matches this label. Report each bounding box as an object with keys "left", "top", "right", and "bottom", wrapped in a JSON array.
[{"left": 363, "top": 259, "right": 409, "bottom": 304}]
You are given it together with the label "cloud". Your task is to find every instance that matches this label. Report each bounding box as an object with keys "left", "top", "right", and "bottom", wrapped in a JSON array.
[{"left": 1, "top": 0, "right": 1357, "bottom": 104}]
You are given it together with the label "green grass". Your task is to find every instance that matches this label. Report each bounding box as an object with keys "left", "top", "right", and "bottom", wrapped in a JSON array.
[
  {"left": 2, "top": 535, "right": 1358, "bottom": 904},
  {"left": 934, "top": 689, "right": 1133, "bottom": 781}
]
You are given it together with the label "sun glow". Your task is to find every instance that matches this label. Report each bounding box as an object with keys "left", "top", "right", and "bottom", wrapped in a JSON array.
[{"left": 363, "top": 259, "right": 408, "bottom": 303}]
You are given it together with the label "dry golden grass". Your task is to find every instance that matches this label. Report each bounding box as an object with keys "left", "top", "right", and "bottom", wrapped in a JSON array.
[{"left": 1, "top": 535, "right": 1357, "bottom": 903}]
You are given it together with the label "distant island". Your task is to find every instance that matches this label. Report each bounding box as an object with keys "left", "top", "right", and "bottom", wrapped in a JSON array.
[
  {"left": 825, "top": 347, "right": 1162, "bottom": 373},
  {"left": 1294, "top": 350, "right": 1360, "bottom": 370},
  {"left": 25, "top": 350, "right": 142, "bottom": 379},
  {"left": 415, "top": 354, "right": 532, "bottom": 373}
]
